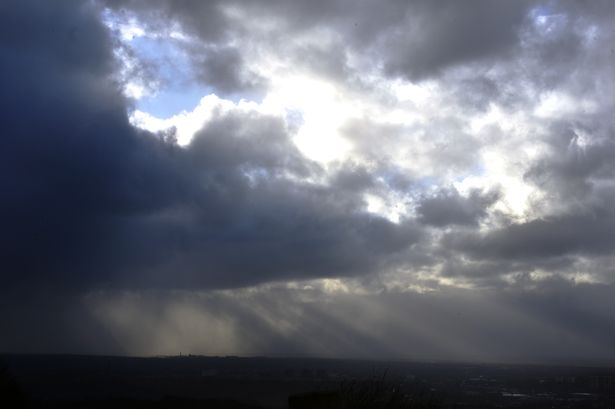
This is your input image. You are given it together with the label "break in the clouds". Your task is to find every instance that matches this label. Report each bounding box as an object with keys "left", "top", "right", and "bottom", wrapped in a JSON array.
[{"left": 1, "top": 0, "right": 615, "bottom": 364}]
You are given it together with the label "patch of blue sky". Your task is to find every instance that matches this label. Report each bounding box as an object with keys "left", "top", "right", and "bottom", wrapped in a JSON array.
[
  {"left": 130, "top": 35, "right": 193, "bottom": 83},
  {"left": 137, "top": 86, "right": 212, "bottom": 118},
  {"left": 129, "top": 35, "right": 215, "bottom": 118}
]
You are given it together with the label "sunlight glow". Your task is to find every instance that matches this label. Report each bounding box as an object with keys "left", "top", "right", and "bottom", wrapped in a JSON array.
[{"left": 262, "top": 76, "right": 354, "bottom": 164}]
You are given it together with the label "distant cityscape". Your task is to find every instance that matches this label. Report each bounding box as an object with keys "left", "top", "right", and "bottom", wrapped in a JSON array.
[{"left": 2, "top": 355, "right": 614, "bottom": 408}]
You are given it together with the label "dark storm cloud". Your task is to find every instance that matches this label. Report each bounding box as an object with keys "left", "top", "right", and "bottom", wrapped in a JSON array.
[
  {"left": 0, "top": 0, "right": 421, "bottom": 293},
  {"left": 1, "top": 0, "right": 137, "bottom": 289},
  {"left": 111, "top": 117, "right": 422, "bottom": 289}
]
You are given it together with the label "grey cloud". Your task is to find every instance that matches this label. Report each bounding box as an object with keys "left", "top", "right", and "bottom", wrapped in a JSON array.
[
  {"left": 103, "top": 0, "right": 229, "bottom": 42},
  {"left": 434, "top": 253, "right": 588, "bottom": 291},
  {"left": 447, "top": 211, "right": 615, "bottom": 262},
  {"left": 509, "top": 1, "right": 615, "bottom": 105},
  {"left": 191, "top": 45, "right": 269, "bottom": 96},
  {"left": 104, "top": 0, "right": 538, "bottom": 85},
  {"left": 426, "top": 1, "right": 615, "bottom": 117},
  {"left": 448, "top": 76, "right": 502, "bottom": 112},
  {"left": 526, "top": 126, "right": 615, "bottom": 202},
  {"left": 417, "top": 188, "right": 499, "bottom": 227},
  {"left": 378, "top": 0, "right": 534, "bottom": 80},
  {"left": 259, "top": 0, "right": 535, "bottom": 80},
  {"left": 328, "top": 163, "right": 376, "bottom": 193},
  {"left": 426, "top": 2, "right": 615, "bottom": 276},
  {"left": 289, "top": 42, "right": 352, "bottom": 83},
  {"left": 341, "top": 117, "right": 481, "bottom": 181}
]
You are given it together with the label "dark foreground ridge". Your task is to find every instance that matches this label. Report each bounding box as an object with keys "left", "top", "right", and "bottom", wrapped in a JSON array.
[{"left": 2, "top": 354, "right": 615, "bottom": 408}]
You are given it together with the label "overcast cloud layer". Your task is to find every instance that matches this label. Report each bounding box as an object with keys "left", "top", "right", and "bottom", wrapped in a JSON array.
[{"left": 1, "top": 0, "right": 615, "bottom": 364}]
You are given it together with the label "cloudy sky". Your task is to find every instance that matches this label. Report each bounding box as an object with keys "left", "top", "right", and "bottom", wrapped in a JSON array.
[{"left": 2, "top": 0, "right": 615, "bottom": 365}]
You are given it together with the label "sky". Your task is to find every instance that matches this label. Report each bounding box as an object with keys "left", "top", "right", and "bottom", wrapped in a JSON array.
[{"left": 1, "top": 0, "right": 615, "bottom": 365}]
